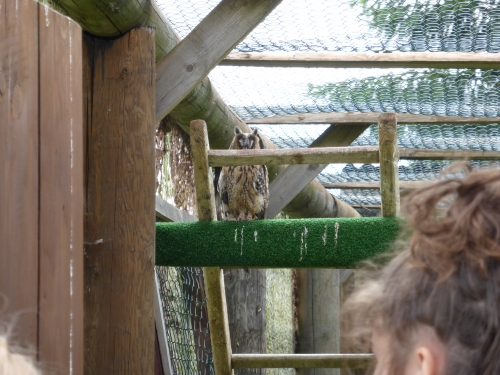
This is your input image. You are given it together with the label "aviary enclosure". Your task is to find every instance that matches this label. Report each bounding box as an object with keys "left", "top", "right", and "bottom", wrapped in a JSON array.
[{"left": 1, "top": 0, "right": 499, "bottom": 374}]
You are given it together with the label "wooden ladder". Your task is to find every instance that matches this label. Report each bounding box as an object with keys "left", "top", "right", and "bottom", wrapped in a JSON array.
[{"left": 189, "top": 114, "right": 399, "bottom": 375}]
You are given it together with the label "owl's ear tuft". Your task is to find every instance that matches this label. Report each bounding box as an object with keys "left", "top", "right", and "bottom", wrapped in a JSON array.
[
  {"left": 234, "top": 127, "right": 241, "bottom": 135},
  {"left": 252, "top": 128, "right": 259, "bottom": 136}
]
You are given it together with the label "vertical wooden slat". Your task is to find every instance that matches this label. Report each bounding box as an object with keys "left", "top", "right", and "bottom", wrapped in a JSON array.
[
  {"left": 83, "top": 27, "right": 156, "bottom": 375},
  {"left": 0, "top": 0, "right": 39, "bottom": 349},
  {"left": 190, "top": 120, "right": 233, "bottom": 375},
  {"left": 38, "top": 5, "right": 84, "bottom": 374},
  {"left": 378, "top": 113, "right": 400, "bottom": 217}
]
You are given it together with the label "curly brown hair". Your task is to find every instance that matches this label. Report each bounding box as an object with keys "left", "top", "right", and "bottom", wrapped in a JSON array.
[{"left": 342, "top": 164, "right": 500, "bottom": 375}]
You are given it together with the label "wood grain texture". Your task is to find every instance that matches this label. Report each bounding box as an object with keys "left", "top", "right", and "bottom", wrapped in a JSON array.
[
  {"left": 0, "top": 0, "right": 39, "bottom": 349},
  {"left": 155, "top": 196, "right": 198, "bottom": 222},
  {"left": 266, "top": 125, "right": 368, "bottom": 219},
  {"left": 231, "top": 354, "right": 373, "bottom": 369},
  {"left": 209, "top": 146, "right": 379, "bottom": 166},
  {"left": 204, "top": 267, "right": 234, "bottom": 375},
  {"left": 378, "top": 113, "right": 400, "bottom": 217},
  {"left": 38, "top": 6, "right": 84, "bottom": 374},
  {"left": 222, "top": 51, "right": 500, "bottom": 69},
  {"left": 83, "top": 28, "right": 156, "bottom": 375},
  {"left": 52, "top": 0, "right": 178, "bottom": 60},
  {"left": 323, "top": 181, "right": 436, "bottom": 190},
  {"left": 246, "top": 112, "right": 500, "bottom": 124},
  {"left": 190, "top": 120, "right": 217, "bottom": 221},
  {"left": 224, "top": 269, "right": 266, "bottom": 375},
  {"left": 399, "top": 148, "right": 500, "bottom": 160},
  {"left": 296, "top": 270, "right": 341, "bottom": 375},
  {"left": 156, "top": 0, "right": 282, "bottom": 120},
  {"left": 190, "top": 120, "right": 233, "bottom": 375}
]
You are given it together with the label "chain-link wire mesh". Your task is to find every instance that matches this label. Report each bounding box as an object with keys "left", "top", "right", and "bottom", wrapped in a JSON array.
[
  {"left": 154, "top": 0, "right": 500, "bottom": 366},
  {"left": 157, "top": 0, "right": 500, "bottom": 53},
  {"left": 156, "top": 266, "right": 214, "bottom": 375}
]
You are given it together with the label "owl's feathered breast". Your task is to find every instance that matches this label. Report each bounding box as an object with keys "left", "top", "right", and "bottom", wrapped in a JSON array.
[{"left": 218, "top": 128, "right": 269, "bottom": 221}]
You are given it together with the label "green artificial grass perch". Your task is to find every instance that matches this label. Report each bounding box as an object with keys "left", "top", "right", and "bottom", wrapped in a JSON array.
[{"left": 156, "top": 217, "right": 402, "bottom": 268}]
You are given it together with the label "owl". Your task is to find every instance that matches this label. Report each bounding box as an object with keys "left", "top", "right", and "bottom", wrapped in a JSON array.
[{"left": 217, "top": 127, "right": 269, "bottom": 221}]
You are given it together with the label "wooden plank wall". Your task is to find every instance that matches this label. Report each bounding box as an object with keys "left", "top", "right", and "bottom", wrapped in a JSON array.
[
  {"left": 0, "top": 1, "right": 83, "bottom": 374},
  {"left": 83, "top": 27, "right": 156, "bottom": 375}
]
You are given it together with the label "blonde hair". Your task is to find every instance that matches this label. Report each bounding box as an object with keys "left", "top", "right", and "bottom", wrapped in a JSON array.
[
  {"left": 342, "top": 164, "right": 500, "bottom": 375},
  {"left": 0, "top": 335, "right": 41, "bottom": 375}
]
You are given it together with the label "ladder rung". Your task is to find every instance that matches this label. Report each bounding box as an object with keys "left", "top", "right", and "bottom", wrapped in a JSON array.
[{"left": 231, "top": 354, "right": 373, "bottom": 369}]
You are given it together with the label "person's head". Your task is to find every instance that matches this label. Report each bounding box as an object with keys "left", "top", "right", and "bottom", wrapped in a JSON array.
[{"left": 342, "top": 164, "right": 500, "bottom": 375}]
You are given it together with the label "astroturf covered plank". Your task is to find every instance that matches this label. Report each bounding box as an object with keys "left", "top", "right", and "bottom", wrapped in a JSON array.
[{"left": 156, "top": 217, "right": 401, "bottom": 268}]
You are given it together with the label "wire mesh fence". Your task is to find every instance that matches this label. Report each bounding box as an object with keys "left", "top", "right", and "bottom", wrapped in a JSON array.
[
  {"left": 156, "top": 266, "right": 215, "bottom": 375},
  {"left": 157, "top": 0, "right": 500, "bottom": 53}
]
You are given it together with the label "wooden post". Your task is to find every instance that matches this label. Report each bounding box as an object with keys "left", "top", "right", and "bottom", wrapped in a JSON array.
[
  {"left": 190, "top": 120, "right": 233, "bottom": 375},
  {"left": 83, "top": 28, "right": 156, "bottom": 374},
  {"left": 296, "top": 270, "right": 341, "bottom": 375},
  {"left": 378, "top": 113, "right": 400, "bottom": 217}
]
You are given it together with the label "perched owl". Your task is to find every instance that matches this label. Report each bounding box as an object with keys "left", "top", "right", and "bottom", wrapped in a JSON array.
[{"left": 218, "top": 127, "right": 269, "bottom": 221}]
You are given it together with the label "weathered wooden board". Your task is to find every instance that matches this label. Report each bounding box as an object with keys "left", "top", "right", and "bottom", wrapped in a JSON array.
[
  {"left": 378, "top": 113, "right": 400, "bottom": 217},
  {"left": 0, "top": 0, "right": 39, "bottom": 349},
  {"left": 246, "top": 112, "right": 500, "bottom": 124},
  {"left": 38, "top": 6, "right": 84, "bottom": 374},
  {"left": 222, "top": 51, "right": 500, "bottom": 69},
  {"left": 156, "top": 0, "right": 282, "bottom": 120},
  {"left": 83, "top": 28, "right": 156, "bottom": 375},
  {"left": 190, "top": 120, "right": 233, "bottom": 375},
  {"left": 297, "top": 270, "right": 341, "bottom": 375},
  {"left": 266, "top": 125, "right": 368, "bottom": 219},
  {"left": 209, "top": 146, "right": 379, "bottom": 166},
  {"left": 231, "top": 354, "right": 372, "bottom": 369}
]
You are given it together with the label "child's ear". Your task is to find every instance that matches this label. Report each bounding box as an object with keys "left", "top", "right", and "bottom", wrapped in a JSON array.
[{"left": 411, "top": 346, "right": 444, "bottom": 375}]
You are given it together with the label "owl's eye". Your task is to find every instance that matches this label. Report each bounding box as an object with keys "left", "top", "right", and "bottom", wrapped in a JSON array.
[{"left": 237, "top": 144, "right": 242, "bottom": 149}]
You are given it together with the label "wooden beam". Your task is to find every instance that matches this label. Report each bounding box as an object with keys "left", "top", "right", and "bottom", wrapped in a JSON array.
[
  {"left": 209, "top": 147, "right": 500, "bottom": 167},
  {"left": 231, "top": 354, "right": 373, "bottom": 369},
  {"left": 190, "top": 120, "right": 233, "bottom": 375},
  {"left": 296, "top": 269, "right": 341, "bottom": 375},
  {"left": 266, "top": 125, "right": 368, "bottom": 219},
  {"left": 378, "top": 113, "right": 400, "bottom": 217},
  {"left": 156, "top": 0, "right": 282, "bottom": 120},
  {"left": 83, "top": 28, "right": 156, "bottom": 375},
  {"left": 323, "top": 181, "right": 435, "bottom": 190},
  {"left": 209, "top": 146, "right": 379, "bottom": 167},
  {"left": 399, "top": 148, "right": 500, "bottom": 160},
  {"left": 155, "top": 196, "right": 198, "bottom": 222},
  {"left": 246, "top": 112, "right": 500, "bottom": 124},
  {"left": 222, "top": 52, "right": 500, "bottom": 69}
]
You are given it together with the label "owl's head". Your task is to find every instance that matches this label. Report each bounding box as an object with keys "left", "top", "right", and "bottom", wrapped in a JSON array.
[{"left": 231, "top": 127, "right": 262, "bottom": 150}]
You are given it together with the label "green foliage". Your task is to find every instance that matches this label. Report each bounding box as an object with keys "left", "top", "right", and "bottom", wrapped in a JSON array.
[
  {"left": 308, "top": 69, "right": 500, "bottom": 117},
  {"left": 351, "top": 0, "right": 500, "bottom": 52}
]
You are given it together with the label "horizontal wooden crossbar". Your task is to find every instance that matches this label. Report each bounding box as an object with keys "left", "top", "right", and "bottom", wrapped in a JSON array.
[
  {"left": 155, "top": 218, "right": 400, "bottom": 268},
  {"left": 246, "top": 112, "right": 500, "bottom": 124},
  {"left": 231, "top": 354, "right": 373, "bottom": 369},
  {"left": 208, "top": 147, "right": 500, "bottom": 167},
  {"left": 323, "top": 181, "right": 432, "bottom": 190},
  {"left": 222, "top": 52, "right": 500, "bottom": 69},
  {"left": 208, "top": 146, "right": 379, "bottom": 166}
]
